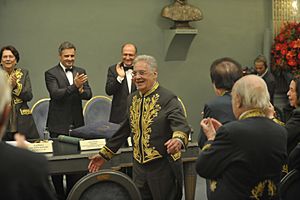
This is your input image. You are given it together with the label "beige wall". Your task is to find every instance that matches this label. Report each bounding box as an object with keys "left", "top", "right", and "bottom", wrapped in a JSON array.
[{"left": 0, "top": 0, "right": 272, "bottom": 140}]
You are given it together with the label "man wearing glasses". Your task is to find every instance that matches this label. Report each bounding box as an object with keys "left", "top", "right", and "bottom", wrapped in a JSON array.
[{"left": 89, "top": 55, "right": 190, "bottom": 200}]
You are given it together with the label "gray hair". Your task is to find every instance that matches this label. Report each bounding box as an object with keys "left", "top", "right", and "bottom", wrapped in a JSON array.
[
  {"left": 58, "top": 41, "right": 76, "bottom": 55},
  {"left": 232, "top": 75, "right": 270, "bottom": 110},
  {"left": 133, "top": 55, "right": 158, "bottom": 72},
  {"left": 0, "top": 69, "right": 11, "bottom": 120}
]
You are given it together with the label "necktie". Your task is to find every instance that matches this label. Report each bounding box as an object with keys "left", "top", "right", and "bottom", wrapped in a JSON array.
[
  {"left": 65, "top": 68, "right": 73, "bottom": 72},
  {"left": 124, "top": 66, "right": 133, "bottom": 71}
]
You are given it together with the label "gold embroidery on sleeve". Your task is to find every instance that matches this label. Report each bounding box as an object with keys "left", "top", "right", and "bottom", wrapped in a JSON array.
[
  {"left": 173, "top": 131, "right": 188, "bottom": 146},
  {"left": 201, "top": 144, "right": 211, "bottom": 151},
  {"left": 99, "top": 146, "right": 116, "bottom": 160},
  {"left": 20, "top": 108, "right": 32, "bottom": 115},
  {"left": 210, "top": 180, "right": 217, "bottom": 192},
  {"left": 171, "top": 151, "right": 181, "bottom": 161}
]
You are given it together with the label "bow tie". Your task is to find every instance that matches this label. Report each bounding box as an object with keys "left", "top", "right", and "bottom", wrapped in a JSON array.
[
  {"left": 124, "top": 66, "right": 133, "bottom": 71},
  {"left": 65, "top": 68, "right": 73, "bottom": 72}
]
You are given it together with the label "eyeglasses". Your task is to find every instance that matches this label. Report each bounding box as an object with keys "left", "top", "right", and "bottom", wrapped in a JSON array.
[{"left": 132, "top": 70, "right": 148, "bottom": 77}]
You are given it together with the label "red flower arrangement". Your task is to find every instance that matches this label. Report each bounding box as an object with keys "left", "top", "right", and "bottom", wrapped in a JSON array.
[{"left": 271, "top": 22, "right": 300, "bottom": 77}]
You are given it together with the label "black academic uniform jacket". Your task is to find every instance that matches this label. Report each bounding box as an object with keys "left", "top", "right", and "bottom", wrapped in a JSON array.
[
  {"left": 100, "top": 83, "right": 190, "bottom": 200},
  {"left": 5, "top": 68, "right": 39, "bottom": 139},
  {"left": 45, "top": 64, "right": 92, "bottom": 134},
  {"left": 196, "top": 115, "right": 287, "bottom": 200},
  {"left": 100, "top": 83, "right": 190, "bottom": 163},
  {"left": 105, "top": 64, "right": 136, "bottom": 124},
  {"left": 0, "top": 142, "right": 56, "bottom": 200},
  {"left": 198, "top": 92, "right": 235, "bottom": 148},
  {"left": 285, "top": 107, "right": 300, "bottom": 154}
]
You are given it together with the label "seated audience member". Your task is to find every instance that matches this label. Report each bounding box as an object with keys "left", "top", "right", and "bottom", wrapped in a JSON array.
[
  {"left": 269, "top": 77, "right": 300, "bottom": 154},
  {"left": 0, "top": 69, "right": 56, "bottom": 200},
  {"left": 284, "top": 77, "right": 300, "bottom": 154},
  {"left": 198, "top": 57, "right": 243, "bottom": 148},
  {"left": 196, "top": 75, "right": 287, "bottom": 200},
  {"left": 0, "top": 45, "right": 39, "bottom": 140},
  {"left": 254, "top": 55, "right": 275, "bottom": 103}
]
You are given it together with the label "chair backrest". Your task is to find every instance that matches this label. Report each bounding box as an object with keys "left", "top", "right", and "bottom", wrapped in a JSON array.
[
  {"left": 178, "top": 97, "right": 193, "bottom": 140},
  {"left": 177, "top": 97, "right": 187, "bottom": 118},
  {"left": 280, "top": 169, "right": 300, "bottom": 200},
  {"left": 31, "top": 98, "right": 50, "bottom": 139},
  {"left": 83, "top": 96, "right": 112, "bottom": 125},
  {"left": 67, "top": 170, "right": 142, "bottom": 200}
]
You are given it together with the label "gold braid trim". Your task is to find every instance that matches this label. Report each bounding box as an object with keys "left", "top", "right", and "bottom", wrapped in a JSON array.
[
  {"left": 210, "top": 180, "right": 217, "bottom": 192},
  {"left": 272, "top": 118, "right": 285, "bottom": 126},
  {"left": 98, "top": 146, "right": 116, "bottom": 161},
  {"left": 171, "top": 151, "right": 181, "bottom": 161},
  {"left": 172, "top": 131, "right": 188, "bottom": 146},
  {"left": 12, "top": 69, "right": 23, "bottom": 96},
  {"left": 20, "top": 108, "right": 32, "bottom": 115},
  {"left": 201, "top": 143, "right": 211, "bottom": 151},
  {"left": 141, "top": 82, "right": 159, "bottom": 97},
  {"left": 12, "top": 82, "right": 22, "bottom": 96},
  {"left": 239, "top": 109, "right": 265, "bottom": 120},
  {"left": 282, "top": 164, "right": 288, "bottom": 174},
  {"left": 13, "top": 98, "right": 23, "bottom": 104},
  {"left": 250, "top": 179, "right": 277, "bottom": 199}
]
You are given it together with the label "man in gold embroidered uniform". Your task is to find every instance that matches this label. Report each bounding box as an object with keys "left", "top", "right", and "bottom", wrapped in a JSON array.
[
  {"left": 88, "top": 55, "right": 190, "bottom": 200},
  {"left": 196, "top": 75, "right": 287, "bottom": 200}
]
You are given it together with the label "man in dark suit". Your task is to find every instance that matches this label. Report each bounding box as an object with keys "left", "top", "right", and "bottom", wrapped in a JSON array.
[
  {"left": 197, "top": 75, "right": 287, "bottom": 200},
  {"left": 197, "top": 57, "right": 243, "bottom": 199},
  {"left": 105, "top": 43, "right": 137, "bottom": 124},
  {"left": 0, "top": 69, "right": 56, "bottom": 200},
  {"left": 254, "top": 55, "right": 276, "bottom": 104},
  {"left": 45, "top": 41, "right": 92, "bottom": 199},
  {"left": 198, "top": 57, "right": 243, "bottom": 148}
]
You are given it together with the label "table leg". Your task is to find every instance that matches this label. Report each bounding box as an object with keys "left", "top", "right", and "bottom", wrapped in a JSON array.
[{"left": 183, "top": 160, "right": 197, "bottom": 200}]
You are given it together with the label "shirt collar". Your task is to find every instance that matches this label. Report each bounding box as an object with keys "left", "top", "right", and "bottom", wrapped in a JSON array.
[{"left": 60, "top": 62, "right": 72, "bottom": 72}]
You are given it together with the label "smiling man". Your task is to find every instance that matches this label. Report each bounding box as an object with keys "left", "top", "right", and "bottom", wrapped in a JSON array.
[
  {"left": 45, "top": 41, "right": 92, "bottom": 199},
  {"left": 89, "top": 55, "right": 190, "bottom": 200},
  {"left": 105, "top": 43, "right": 137, "bottom": 125}
]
